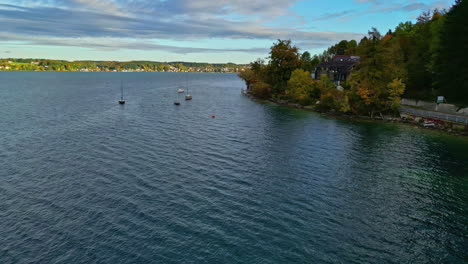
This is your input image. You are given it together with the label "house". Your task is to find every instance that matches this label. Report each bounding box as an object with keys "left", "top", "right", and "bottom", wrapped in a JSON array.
[{"left": 314, "top": 55, "right": 360, "bottom": 84}]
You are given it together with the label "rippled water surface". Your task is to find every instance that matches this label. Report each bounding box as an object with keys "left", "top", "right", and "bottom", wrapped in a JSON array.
[{"left": 0, "top": 72, "right": 467, "bottom": 263}]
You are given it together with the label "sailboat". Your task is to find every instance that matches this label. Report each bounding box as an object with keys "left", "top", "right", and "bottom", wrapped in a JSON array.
[
  {"left": 118, "top": 81, "right": 125, "bottom": 104},
  {"left": 174, "top": 91, "right": 181, "bottom": 105},
  {"left": 185, "top": 75, "right": 192, "bottom": 100},
  {"left": 185, "top": 87, "right": 192, "bottom": 100}
]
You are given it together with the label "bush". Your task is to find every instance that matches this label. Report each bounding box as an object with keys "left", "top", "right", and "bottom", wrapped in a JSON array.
[
  {"left": 252, "top": 81, "right": 271, "bottom": 99},
  {"left": 316, "top": 90, "right": 350, "bottom": 113}
]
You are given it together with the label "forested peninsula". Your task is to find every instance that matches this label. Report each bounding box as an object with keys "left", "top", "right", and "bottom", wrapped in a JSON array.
[
  {"left": 0, "top": 59, "right": 247, "bottom": 73},
  {"left": 238, "top": 1, "right": 468, "bottom": 117}
]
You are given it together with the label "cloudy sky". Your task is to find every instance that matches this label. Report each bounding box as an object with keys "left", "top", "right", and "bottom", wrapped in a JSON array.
[{"left": 0, "top": 0, "right": 453, "bottom": 63}]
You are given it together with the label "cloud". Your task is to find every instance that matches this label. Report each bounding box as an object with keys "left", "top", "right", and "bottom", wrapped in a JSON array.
[
  {"left": 0, "top": 2, "right": 364, "bottom": 53},
  {"left": 69, "top": 0, "right": 122, "bottom": 15},
  {"left": 0, "top": 32, "right": 269, "bottom": 54},
  {"left": 334, "top": 0, "right": 451, "bottom": 21},
  {"left": 312, "top": 10, "right": 357, "bottom": 21}
]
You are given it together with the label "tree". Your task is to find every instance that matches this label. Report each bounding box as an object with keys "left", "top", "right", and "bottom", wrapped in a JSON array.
[
  {"left": 387, "top": 79, "right": 406, "bottom": 110},
  {"left": 287, "top": 69, "right": 314, "bottom": 105},
  {"left": 348, "top": 27, "right": 407, "bottom": 116},
  {"left": 368, "top": 27, "right": 382, "bottom": 41},
  {"left": 300, "top": 51, "right": 315, "bottom": 72},
  {"left": 434, "top": 0, "right": 468, "bottom": 103},
  {"left": 344, "top": 40, "right": 358, "bottom": 55},
  {"left": 238, "top": 69, "right": 257, "bottom": 91},
  {"left": 317, "top": 89, "right": 350, "bottom": 113},
  {"left": 267, "top": 39, "right": 301, "bottom": 94},
  {"left": 330, "top": 40, "right": 349, "bottom": 55},
  {"left": 250, "top": 58, "right": 265, "bottom": 75},
  {"left": 417, "top": 10, "right": 432, "bottom": 24},
  {"left": 394, "top": 21, "right": 414, "bottom": 36}
]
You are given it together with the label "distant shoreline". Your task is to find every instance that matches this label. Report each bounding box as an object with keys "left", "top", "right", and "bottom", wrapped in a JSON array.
[
  {"left": 0, "top": 70, "right": 241, "bottom": 73},
  {"left": 0, "top": 59, "right": 248, "bottom": 73}
]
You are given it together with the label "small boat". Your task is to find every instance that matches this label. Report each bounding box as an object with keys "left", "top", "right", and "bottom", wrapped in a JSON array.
[
  {"left": 119, "top": 81, "right": 125, "bottom": 104},
  {"left": 177, "top": 88, "right": 185, "bottom": 93},
  {"left": 185, "top": 87, "right": 192, "bottom": 100},
  {"left": 184, "top": 75, "right": 192, "bottom": 100},
  {"left": 174, "top": 92, "right": 181, "bottom": 105}
]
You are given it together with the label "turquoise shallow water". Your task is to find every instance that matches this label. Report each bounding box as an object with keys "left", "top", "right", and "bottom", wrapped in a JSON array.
[{"left": 0, "top": 72, "right": 467, "bottom": 263}]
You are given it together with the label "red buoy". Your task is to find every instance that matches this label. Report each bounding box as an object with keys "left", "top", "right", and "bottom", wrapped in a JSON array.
[{"left": 212, "top": 115, "right": 216, "bottom": 118}]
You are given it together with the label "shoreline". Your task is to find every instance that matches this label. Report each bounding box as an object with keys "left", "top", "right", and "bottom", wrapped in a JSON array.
[
  {"left": 245, "top": 93, "right": 468, "bottom": 137},
  {"left": 0, "top": 70, "right": 241, "bottom": 73}
]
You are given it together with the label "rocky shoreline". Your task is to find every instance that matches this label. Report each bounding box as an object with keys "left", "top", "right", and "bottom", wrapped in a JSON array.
[{"left": 244, "top": 93, "right": 468, "bottom": 137}]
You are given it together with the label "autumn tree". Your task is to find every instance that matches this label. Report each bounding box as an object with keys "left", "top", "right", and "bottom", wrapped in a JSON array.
[
  {"left": 348, "top": 27, "right": 407, "bottom": 116},
  {"left": 387, "top": 79, "right": 406, "bottom": 110}
]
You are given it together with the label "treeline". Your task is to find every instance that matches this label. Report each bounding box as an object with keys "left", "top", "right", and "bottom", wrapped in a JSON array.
[
  {"left": 0, "top": 59, "right": 247, "bottom": 72},
  {"left": 239, "top": 0, "right": 467, "bottom": 116}
]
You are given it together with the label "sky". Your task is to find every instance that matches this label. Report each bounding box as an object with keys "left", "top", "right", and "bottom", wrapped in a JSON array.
[{"left": 0, "top": 0, "right": 454, "bottom": 63}]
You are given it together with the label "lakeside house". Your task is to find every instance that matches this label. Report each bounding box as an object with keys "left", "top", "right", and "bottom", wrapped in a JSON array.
[{"left": 314, "top": 55, "right": 360, "bottom": 84}]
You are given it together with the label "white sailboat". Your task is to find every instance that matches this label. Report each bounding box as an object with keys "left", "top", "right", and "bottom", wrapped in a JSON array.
[{"left": 185, "top": 87, "right": 192, "bottom": 100}]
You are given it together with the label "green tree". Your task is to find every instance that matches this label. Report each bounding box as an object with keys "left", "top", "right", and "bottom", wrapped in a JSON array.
[
  {"left": 238, "top": 69, "right": 257, "bottom": 91},
  {"left": 267, "top": 39, "right": 301, "bottom": 94},
  {"left": 328, "top": 40, "right": 349, "bottom": 56},
  {"left": 300, "top": 51, "right": 314, "bottom": 72},
  {"left": 287, "top": 69, "right": 314, "bottom": 105},
  {"left": 344, "top": 40, "right": 358, "bottom": 55},
  {"left": 435, "top": 0, "right": 468, "bottom": 103},
  {"left": 250, "top": 58, "right": 264, "bottom": 74}
]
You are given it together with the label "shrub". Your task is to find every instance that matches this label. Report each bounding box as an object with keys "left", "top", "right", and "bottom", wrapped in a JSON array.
[{"left": 252, "top": 81, "right": 271, "bottom": 99}]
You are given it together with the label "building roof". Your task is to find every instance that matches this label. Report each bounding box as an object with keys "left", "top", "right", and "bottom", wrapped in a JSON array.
[{"left": 316, "top": 55, "right": 360, "bottom": 72}]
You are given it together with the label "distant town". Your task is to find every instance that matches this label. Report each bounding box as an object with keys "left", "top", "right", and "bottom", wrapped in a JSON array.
[{"left": 0, "top": 59, "right": 249, "bottom": 73}]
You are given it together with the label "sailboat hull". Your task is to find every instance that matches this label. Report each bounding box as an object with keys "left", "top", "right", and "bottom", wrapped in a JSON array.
[{"left": 119, "top": 100, "right": 125, "bottom": 104}]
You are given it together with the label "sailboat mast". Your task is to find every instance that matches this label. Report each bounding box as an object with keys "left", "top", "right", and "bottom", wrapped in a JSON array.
[{"left": 121, "top": 81, "right": 123, "bottom": 100}]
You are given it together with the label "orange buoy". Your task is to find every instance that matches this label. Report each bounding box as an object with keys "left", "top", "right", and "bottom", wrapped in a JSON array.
[{"left": 212, "top": 115, "right": 216, "bottom": 118}]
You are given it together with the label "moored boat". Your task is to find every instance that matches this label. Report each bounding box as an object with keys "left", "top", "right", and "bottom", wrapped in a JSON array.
[
  {"left": 185, "top": 87, "right": 192, "bottom": 100},
  {"left": 119, "top": 81, "right": 125, "bottom": 104},
  {"left": 174, "top": 92, "right": 181, "bottom": 105}
]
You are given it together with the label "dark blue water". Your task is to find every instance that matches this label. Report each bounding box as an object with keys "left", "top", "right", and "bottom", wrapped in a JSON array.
[{"left": 0, "top": 72, "right": 467, "bottom": 263}]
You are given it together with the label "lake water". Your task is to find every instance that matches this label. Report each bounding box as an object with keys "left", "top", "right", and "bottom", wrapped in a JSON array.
[{"left": 0, "top": 72, "right": 467, "bottom": 263}]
